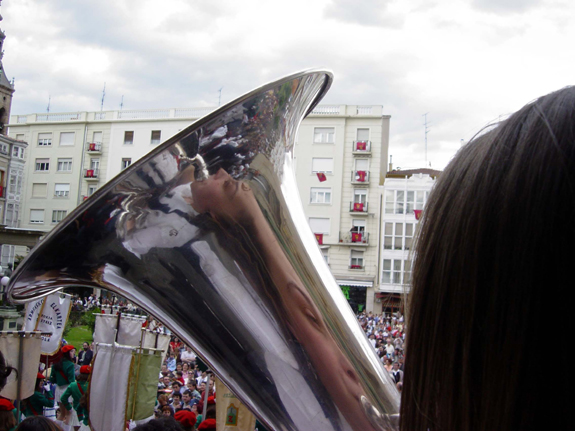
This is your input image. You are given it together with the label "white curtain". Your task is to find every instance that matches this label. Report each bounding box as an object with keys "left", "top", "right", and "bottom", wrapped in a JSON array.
[
  {"left": 141, "top": 331, "right": 170, "bottom": 355},
  {"left": 89, "top": 343, "right": 134, "bottom": 431},
  {"left": 0, "top": 332, "right": 43, "bottom": 399}
]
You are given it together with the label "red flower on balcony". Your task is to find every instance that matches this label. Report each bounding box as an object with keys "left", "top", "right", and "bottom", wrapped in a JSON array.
[
  {"left": 356, "top": 170, "right": 367, "bottom": 182},
  {"left": 350, "top": 264, "right": 362, "bottom": 269},
  {"left": 356, "top": 141, "right": 367, "bottom": 151},
  {"left": 351, "top": 232, "right": 362, "bottom": 242},
  {"left": 314, "top": 233, "right": 323, "bottom": 245},
  {"left": 353, "top": 202, "right": 364, "bottom": 212}
]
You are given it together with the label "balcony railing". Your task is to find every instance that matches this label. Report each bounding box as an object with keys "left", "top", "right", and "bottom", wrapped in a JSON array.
[
  {"left": 118, "top": 109, "right": 170, "bottom": 119},
  {"left": 311, "top": 105, "right": 341, "bottom": 115},
  {"left": 86, "top": 142, "right": 102, "bottom": 153},
  {"left": 36, "top": 113, "right": 81, "bottom": 122},
  {"left": 339, "top": 231, "right": 370, "bottom": 245},
  {"left": 351, "top": 170, "right": 370, "bottom": 184},
  {"left": 353, "top": 140, "right": 371, "bottom": 154},
  {"left": 84, "top": 169, "right": 99, "bottom": 179},
  {"left": 349, "top": 202, "right": 369, "bottom": 213}
]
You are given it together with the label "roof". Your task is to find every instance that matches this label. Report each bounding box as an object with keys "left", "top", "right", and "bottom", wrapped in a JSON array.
[
  {"left": 0, "top": 133, "right": 27, "bottom": 146},
  {"left": 386, "top": 168, "right": 442, "bottom": 179}
]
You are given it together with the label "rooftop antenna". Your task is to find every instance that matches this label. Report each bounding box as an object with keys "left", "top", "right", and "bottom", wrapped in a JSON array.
[
  {"left": 218, "top": 87, "right": 223, "bottom": 106},
  {"left": 100, "top": 82, "right": 106, "bottom": 112},
  {"left": 120, "top": 95, "right": 124, "bottom": 111},
  {"left": 46, "top": 95, "right": 51, "bottom": 113},
  {"left": 423, "top": 112, "right": 431, "bottom": 167}
]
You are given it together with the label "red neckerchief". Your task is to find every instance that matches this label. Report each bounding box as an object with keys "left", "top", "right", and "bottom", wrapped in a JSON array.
[{"left": 197, "top": 418, "right": 217, "bottom": 430}]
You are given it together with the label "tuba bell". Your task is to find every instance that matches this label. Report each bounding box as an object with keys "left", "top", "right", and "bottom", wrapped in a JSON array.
[{"left": 8, "top": 70, "right": 400, "bottom": 430}]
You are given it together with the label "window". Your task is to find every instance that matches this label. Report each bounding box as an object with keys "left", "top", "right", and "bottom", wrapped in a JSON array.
[
  {"left": 355, "top": 159, "right": 369, "bottom": 171},
  {"left": 8, "top": 174, "right": 16, "bottom": 194},
  {"left": 30, "top": 209, "right": 44, "bottom": 224},
  {"left": 52, "top": 210, "right": 67, "bottom": 223},
  {"left": 59, "top": 132, "right": 75, "bottom": 146},
  {"left": 12, "top": 146, "right": 24, "bottom": 159},
  {"left": 35, "top": 158, "right": 50, "bottom": 172},
  {"left": 121, "top": 158, "right": 132, "bottom": 170},
  {"left": 308, "top": 217, "right": 331, "bottom": 234},
  {"left": 151, "top": 130, "right": 161, "bottom": 145},
  {"left": 310, "top": 187, "right": 331, "bottom": 204},
  {"left": 351, "top": 219, "right": 366, "bottom": 233},
  {"left": 57, "top": 158, "right": 73, "bottom": 172},
  {"left": 356, "top": 128, "right": 370, "bottom": 141},
  {"left": 88, "top": 185, "right": 98, "bottom": 196},
  {"left": 311, "top": 158, "right": 333, "bottom": 174},
  {"left": 350, "top": 250, "right": 364, "bottom": 269},
  {"left": 0, "top": 144, "right": 7, "bottom": 154},
  {"left": 385, "top": 190, "right": 407, "bottom": 214},
  {"left": 124, "top": 131, "right": 134, "bottom": 145},
  {"left": 321, "top": 248, "right": 329, "bottom": 264},
  {"left": 31, "top": 183, "right": 47, "bottom": 198},
  {"left": 354, "top": 189, "right": 367, "bottom": 204},
  {"left": 54, "top": 183, "right": 70, "bottom": 198},
  {"left": 382, "top": 259, "right": 403, "bottom": 284},
  {"left": 93, "top": 131, "right": 103, "bottom": 143},
  {"left": 383, "top": 222, "right": 414, "bottom": 250},
  {"left": 38, "top": 133, "right": 52, "bottom": 146},
  {"left": 90, "top": 159, "right": 100, "bottom": 170},
  {"left": 314, "top": 127, "right": 335, "bottom": 143}
]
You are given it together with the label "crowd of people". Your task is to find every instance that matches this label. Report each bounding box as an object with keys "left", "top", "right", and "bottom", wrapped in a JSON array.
[{"left": 357, "top": 311, "right": 406, "bottom": 392}]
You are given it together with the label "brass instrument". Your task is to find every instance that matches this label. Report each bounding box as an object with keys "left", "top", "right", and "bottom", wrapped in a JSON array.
[{"left": 8, "top": 70, "right": 399, "bottom": 430}]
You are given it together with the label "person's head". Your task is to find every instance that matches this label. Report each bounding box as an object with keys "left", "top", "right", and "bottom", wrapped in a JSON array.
[
  {"left": 172, "top": 392, "right": 181, "bottom": 403},
  {"left": 61, "top": 344, "right": 75, "bottom": 360},
  {"left": 174, "top": 409, "right": 197, "bottom": 431},
  {"left": 161, "top": 405, "right": 173, "bottom": 417},
  {"left": 163, "top": 376, "right": 171, "bottom": 386},
  {"left": 172, "top": 381, "right": 181, "bottom": 390},
  {"left": 199, "top": 382, "right": 206, "bottom": 392},
  {"left": 14, "top": 415, "right": 63, "bottom": 431},
  {"left": 401, "top": 87, "right": 575, "bottom": 431},
  {"left": 392, "top": 362, "right": 399, "bottom": 371},
  {"left": 83, "top": 342, "right": 89, "bottom": 351},
  {"left": 157, "top": 394, "right": 168, "bottom": 406},
  {"left": 133, "top": 416, "right": 182, "bottom": 431},
  {"left": 182, "top": 362, "right": 189, "bottom": 371},
  {"left": 186, "top": 381, "right": 196, "bottom": 390},
  {"left": 176, "top": 363, "right": 183, "bottom": 372},
  {"left": 0, "top": 398, "right": 16, "bottom": 430},
  {"left": 161, "top": 364, "right": 168, "bottom": 373},
  {"left": 182, "top": 390, "right": 191, "bottom": 404}
]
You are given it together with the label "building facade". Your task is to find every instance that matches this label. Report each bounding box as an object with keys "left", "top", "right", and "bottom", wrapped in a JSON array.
[
  {"left": 376, "top": 169, "right": 440, "bottom": 313},
  {"left": 8, "top": 105, "right": 391, "bottom": 311}
]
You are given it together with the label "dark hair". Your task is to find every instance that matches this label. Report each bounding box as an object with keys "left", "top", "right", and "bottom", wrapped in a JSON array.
[
  {"left": 0, "top": 351, "right": 16, "bottom": 391},
  {"left": 172, "top": 391, "right": 181, "bottom": 399},
  {"left": 16, "top": 415, "right": 63, "bottom": 431},
  {"left": 401, "top": 87, "right": 574, "bottom": 431},
  {"left": 133, "top": 416, "right": 183, "bottom": 431}
]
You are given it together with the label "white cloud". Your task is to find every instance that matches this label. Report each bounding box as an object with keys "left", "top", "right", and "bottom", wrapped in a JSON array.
[{"left": 2, "top": 0, "right": 574, "bottom": 169}]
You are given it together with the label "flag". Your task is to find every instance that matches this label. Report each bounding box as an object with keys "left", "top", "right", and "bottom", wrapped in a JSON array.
[
  {"left": 351, "top": 232, "right": 362, "bottom": 242},
  {"left": 215, "top": 376, "right": 256, "bottom": 431},
  {"left": 353, "top": 202, "right": 364, "bottom": 212},
  {"left": 23, "top": 293, "right": 72, "bottom": 355},
  {"left": 314, "top": 233, "right": 323, "bottom": 245},
  {"left": 0, "top": 332, "right": 43, "bottom": 399},
  {"left": 316, "top": 172, "right": 327, "bottom": 182},
  {"left": 356, "top": 171, "right": 366, "bottom": 182},
  {"left": 356, "top": 141, "right": 367, "bottom": 151},
  {"left": 414, "top": 209, "right": 422, "bottom": 220}
]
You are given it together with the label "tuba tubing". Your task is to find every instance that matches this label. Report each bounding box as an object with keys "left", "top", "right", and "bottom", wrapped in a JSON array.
[{"left": 8, "top": 70, "right": 400, "bottom": 431}]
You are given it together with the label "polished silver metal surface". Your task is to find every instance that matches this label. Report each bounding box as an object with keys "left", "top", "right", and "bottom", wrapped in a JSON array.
[{"left": 8, "top": 70, "right": 400, "bottom": 431}]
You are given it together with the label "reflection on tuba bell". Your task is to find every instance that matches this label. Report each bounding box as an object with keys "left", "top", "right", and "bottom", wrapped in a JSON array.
[{"left": 8, "top": 70, "right": 400, "bottom": 430}]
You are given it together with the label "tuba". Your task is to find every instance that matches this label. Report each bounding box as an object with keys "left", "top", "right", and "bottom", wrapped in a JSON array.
[{"left": 8, "top": 70, "right": 400, "bottom": 430}]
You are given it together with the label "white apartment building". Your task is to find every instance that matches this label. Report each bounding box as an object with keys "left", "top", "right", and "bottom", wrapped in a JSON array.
[
  {"left": 376, "top": 169, "right": 440, "bottom": 313},
  {"left": 294, "top": 105, "right": 390, "bottom": 313},
  {"left": 8, "top": 105, "right": 390, "bottom": 311}
]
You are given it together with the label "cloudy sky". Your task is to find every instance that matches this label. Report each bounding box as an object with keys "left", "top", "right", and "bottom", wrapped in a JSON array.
[{"left": 2, "top": 0, "right": 573, "bottom": 169}]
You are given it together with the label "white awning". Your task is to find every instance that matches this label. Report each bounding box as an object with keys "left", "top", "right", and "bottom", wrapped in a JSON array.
[{"left": 336, "top": 279, "right": 373, "bottom": 288}]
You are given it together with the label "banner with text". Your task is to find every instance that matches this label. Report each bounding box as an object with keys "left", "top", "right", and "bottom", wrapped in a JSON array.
[
  {"left": 215, "top": 376, "right": 256, "bottom": 431},
  {"left": 24, "top": 293, "right": 72, "bottom": 355}
]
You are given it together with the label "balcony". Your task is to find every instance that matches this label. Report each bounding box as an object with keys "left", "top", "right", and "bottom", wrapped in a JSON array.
[
  {"left": 349, "top": 202, "right": 369, "bottom": 214},
  {"left": 351, "top": 170, "right": 370, "bottom": 184},
  {"left": 339, "top": 231, "right": 370, "bottom": 246},
  {"left": 86, "top": 142, "right": 102, "bottom": 154},
  {"left": 349, "top": 264, "right": 364, "bottom": 270},
  {"left": 352, "top": 140, "right": 371, "bottom": 155},
  {"left": 84, "top": 169, "right": 99, "bottom": 181}
]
